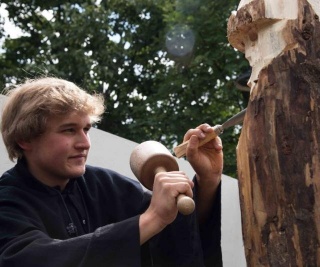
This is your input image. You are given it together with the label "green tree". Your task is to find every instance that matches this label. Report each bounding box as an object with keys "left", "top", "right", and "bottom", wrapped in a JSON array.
[{"left": 0, "top": 0, "right": 249, "bottom": 177}]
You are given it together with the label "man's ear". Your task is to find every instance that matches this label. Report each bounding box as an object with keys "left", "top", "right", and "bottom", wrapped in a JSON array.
[{"left": 17, "top": 140, "right": 32, "bottom": 151}]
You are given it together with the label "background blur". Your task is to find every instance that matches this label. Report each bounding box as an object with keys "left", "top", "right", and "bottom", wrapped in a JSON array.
[{"left": 0, "top": 0, "right": 250, "bottom": 177}]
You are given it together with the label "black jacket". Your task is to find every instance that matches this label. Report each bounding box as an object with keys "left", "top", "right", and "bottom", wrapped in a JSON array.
[{"left": 0, "top": 159, "right": 221, "bottom": 266}]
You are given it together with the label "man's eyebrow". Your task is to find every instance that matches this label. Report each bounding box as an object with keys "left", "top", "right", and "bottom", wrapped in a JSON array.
[
  {"left": 58, "top": 123, "right": 77, "bottom": 128},
  {"left": 58, "top": 122, "right": 92, "bottom": 128}
]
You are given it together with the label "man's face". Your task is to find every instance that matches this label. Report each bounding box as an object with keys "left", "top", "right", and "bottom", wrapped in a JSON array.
[{"left": 23, "top": 111, "right": 92, "bottom": 189}]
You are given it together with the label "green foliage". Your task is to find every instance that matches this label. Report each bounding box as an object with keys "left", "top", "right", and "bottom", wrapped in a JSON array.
[{"left": 0, "top": 0, "right": 249, "bottom": 177}]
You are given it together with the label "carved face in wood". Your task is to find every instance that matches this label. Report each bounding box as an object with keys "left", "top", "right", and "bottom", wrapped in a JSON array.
[{"left": 228, "top": 0, "right": 300, "bottom": 90}]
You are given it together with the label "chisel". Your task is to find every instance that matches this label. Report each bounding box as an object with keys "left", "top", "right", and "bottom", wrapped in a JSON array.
[{"left": 173, "top": 108, "right": 246, "bottom": 158}]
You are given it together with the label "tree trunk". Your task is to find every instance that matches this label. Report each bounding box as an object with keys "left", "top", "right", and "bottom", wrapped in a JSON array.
[{"left": 227, "top": 0, "right": 320, "bottom": 266}]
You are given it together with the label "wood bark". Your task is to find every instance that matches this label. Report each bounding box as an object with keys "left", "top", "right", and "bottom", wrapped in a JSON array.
[{"left": 227, "top": 0, "right": 320, "bottom": 266}]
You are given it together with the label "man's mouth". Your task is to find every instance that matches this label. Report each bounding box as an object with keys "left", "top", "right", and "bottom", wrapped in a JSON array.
[{"left": 70, "top": 154, "right": 87, "bottom": 160}]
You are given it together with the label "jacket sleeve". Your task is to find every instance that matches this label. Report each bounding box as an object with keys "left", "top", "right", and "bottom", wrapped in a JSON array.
[
  {"left": 147, "top": 178, "right": 222, "bottom": 267},
  {"left": 198, "top": 180, "right": 222, "bottom": 266},
  {"left": 0, "top": 210, "right": 142, "bottom": 267}
]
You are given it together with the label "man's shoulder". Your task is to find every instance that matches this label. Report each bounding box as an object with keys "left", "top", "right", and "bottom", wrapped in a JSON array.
[
  {"left": 84, "top": 165, "right": 130, "bottom": 180},
  {"left": 83, "top": 165, "right": 142, "bottom": 189},
  {"left": 81, "top": 165, "right": 150, "bottom": 207},
  {"left": 0, "top": 165, "right": 20, "bottom": 187}
]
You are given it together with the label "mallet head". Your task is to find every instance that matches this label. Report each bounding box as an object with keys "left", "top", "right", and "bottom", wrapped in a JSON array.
[{"left": 130, "top": 140, "right": 179, "bottom": 190}]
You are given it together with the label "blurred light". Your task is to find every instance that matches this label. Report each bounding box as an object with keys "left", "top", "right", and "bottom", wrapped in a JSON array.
[{"left": 165, "top": 24, "right": 195, "bottom": 57}]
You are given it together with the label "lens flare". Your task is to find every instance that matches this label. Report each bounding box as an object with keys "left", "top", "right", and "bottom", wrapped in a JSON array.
[{"left": 165, "top": 24, "right": 195, "bottom": 57}]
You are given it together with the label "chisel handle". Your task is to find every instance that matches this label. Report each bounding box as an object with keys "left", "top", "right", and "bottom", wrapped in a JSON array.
[{"left": 173, "top": 125, "right": 223, "bottom": 158}]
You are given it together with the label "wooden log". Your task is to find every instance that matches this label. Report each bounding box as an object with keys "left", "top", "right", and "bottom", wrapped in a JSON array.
[{"left": 227, "top": 0, "right": 320, "bottom": 266}]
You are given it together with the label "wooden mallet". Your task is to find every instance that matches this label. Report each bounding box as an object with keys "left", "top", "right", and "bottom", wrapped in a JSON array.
[{"left": 130, "top": 140, "right": 195, "bottom": 215}]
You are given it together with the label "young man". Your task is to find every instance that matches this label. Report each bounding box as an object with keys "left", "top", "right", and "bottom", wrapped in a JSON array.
[{"left": 0, "top": 77, "right": 223, "bottom": 266}]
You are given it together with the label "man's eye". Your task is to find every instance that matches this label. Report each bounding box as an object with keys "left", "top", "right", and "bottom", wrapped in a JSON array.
[{"left": 64, "top": 128, "right": 75, "bottom": 133}]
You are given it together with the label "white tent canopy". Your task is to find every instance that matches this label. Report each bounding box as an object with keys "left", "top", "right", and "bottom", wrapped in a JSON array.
[{"left": 0, "top": 94, "right": 246, "bottom": 266}]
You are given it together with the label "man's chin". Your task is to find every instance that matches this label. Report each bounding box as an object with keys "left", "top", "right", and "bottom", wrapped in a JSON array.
[{"left": 68, "top": 166, "right": 86, "bottom": 178}]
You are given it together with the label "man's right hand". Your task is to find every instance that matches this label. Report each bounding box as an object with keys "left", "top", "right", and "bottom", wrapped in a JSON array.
[{"left": 139, "top": 171, "right": 194, "bottom": 244}]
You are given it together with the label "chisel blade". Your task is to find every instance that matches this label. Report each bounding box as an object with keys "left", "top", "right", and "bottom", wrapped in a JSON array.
[
  {"left": 219, "top": 108, "right": 246, "bottom": 134},
  {"left": 174, "top": 109, "right": 246, "bottom": 158}
]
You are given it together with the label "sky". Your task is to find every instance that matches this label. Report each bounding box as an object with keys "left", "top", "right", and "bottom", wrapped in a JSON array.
[
  {"left": 0, "top": 3, "right": 23, "bottom": 39},
  {"left": 0, "top": 3, "right": 54, "bottom": 40}
]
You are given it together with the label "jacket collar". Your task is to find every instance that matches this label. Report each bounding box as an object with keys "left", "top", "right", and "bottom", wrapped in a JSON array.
[{"left": 11, "top": 158, "right": 78, "bottom": 196}]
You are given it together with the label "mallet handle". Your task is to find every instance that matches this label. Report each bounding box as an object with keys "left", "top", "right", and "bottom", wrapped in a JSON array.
[{"left": 155, "top": 167, "right": 195, "bottom": 215}]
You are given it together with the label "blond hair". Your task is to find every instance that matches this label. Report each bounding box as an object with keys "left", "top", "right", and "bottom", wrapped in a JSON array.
[{"left": 1, "top": 77, "right": 105, "bottom": 161}]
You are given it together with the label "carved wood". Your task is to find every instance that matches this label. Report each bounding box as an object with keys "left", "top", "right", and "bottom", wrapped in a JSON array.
[{"left": 228, "top": 0, "right": 320, "bottom": 266}]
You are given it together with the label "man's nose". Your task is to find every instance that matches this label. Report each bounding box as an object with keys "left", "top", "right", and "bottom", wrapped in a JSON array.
[{"left": 75, "top": 131, "right": 91, "bottom": 149}]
